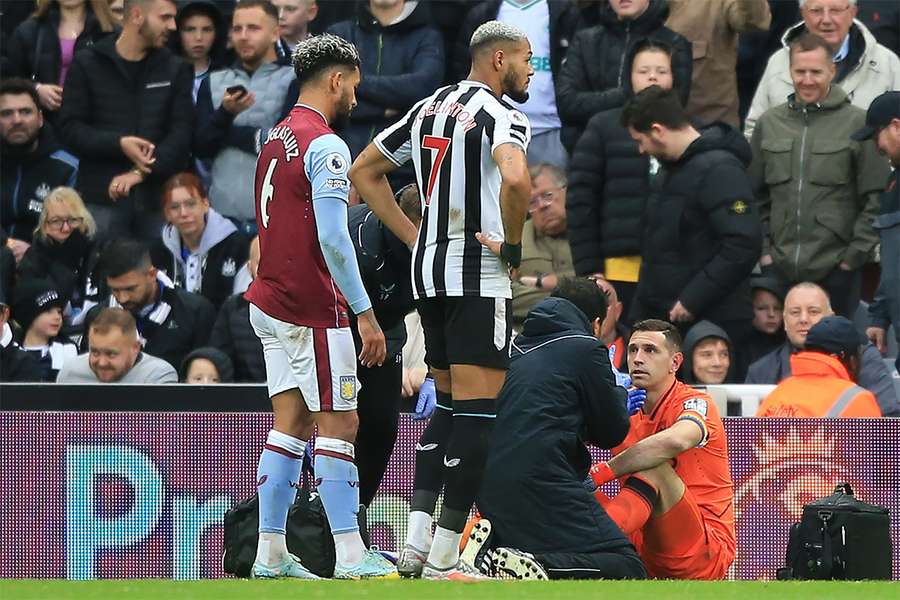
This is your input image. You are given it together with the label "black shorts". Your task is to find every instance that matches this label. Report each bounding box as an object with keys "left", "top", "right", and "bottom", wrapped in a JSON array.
[{"left": 416, "top": 296, "right": 511, "bottom": 370}]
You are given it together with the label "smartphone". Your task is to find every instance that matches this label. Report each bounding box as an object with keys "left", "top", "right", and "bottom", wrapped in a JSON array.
[{"left": 226, "top": 85, "right": 248, "bottom": 97}]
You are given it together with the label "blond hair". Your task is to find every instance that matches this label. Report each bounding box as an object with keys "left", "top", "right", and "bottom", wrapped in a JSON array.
[
  {"left": 34, "top": 187, "right": 97, "bottom": 241},
  {"left": 34, "top": 0, "right": 116, "bottom": 32}
]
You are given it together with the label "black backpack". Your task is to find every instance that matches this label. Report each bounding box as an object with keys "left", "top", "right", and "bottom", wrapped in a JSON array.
[
  {"left": 778, "top": 483, "right": 891, "bottom": 580},
  {"left": 222, "top": 477, "right": 369, "bottom": 578}
]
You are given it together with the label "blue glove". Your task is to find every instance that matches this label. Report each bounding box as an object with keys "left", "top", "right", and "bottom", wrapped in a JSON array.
[
  {"left": 609, "top": 344, "right": 631, "bottom": 388},
  {"left": 413, "top": 377, "right": 436, "bottom": 420},
  {"left": 626, "top": 388, "right": 647, "bottom": 415}
]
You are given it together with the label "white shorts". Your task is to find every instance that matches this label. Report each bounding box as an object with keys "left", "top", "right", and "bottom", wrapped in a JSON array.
[{"left": 249, "top": 303, "right": 360, "bottom": 412}]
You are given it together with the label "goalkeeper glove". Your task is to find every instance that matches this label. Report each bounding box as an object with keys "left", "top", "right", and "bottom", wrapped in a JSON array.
[{"left": 589, "top": 461, "right": 616, "bottom": 487}]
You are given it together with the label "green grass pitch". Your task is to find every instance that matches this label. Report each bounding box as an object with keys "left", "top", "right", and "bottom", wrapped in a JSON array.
[{"left": 2, "top": 580, "right": 898, "bottom": 600}]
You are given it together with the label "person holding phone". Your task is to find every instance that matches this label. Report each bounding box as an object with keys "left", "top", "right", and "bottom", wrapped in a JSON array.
[{"left": 194, "top": 0, "right": 299, "bottom": 238}]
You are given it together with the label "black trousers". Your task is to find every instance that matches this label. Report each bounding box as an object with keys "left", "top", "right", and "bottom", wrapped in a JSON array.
[
  {"left": 534, "top": 546, "right": 647, "bottom": 580},
  {"left": 354, "top": 352, "right": 403, "bottom": 507}
]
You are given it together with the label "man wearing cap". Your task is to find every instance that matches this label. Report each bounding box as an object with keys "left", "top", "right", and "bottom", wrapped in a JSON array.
[
  {"left": 749, "top": 32, "right": 891, "bottom": 318},
  {"left": 856, "top": 91, "right": 900, "bottom": 370},
  {"left": 757, "top": 315, "right": 881, "bottom": 417},
  {"left": 0, "top": 279, "right": 43, "bottom": 382},
  {"left": 746, "top": 281, "right": 900, "bottom": 416}
]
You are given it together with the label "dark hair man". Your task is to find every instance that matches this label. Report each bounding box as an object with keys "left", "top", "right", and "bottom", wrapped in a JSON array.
[
  {"left": 244, "top": 33, "right": 394, "bottom": 580},
  {"left": 80, "top": 239, "right": 216, "bottom": 371},
  {"left": 476, "top": 277, "right": 646, "bottom": 580},
  {"left": 57, "top": 0, "right": 194, "bottom": 240},
  {"left": 588, "top": 318, "right": 736, "bottom": 579},
  {"left": 0, "top": 78, "right": 78, "bottom": 259},
  {"left": 622, "top": 85, "right": 761, "bottom": 360},
  {"left": 349, "top": 183, "right": 423, "bottom": 508},
  {"left": 349, "top": 20, "right": 534, "bottom": 581}
]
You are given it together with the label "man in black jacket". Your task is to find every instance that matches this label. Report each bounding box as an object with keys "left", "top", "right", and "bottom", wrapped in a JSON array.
[
  {"left": 81, "top": 238, "right": 216, "bottom": 372},
  {"left": 57, "top": 0, "right": 194, "bottom": 240},
  {"left": 622, "top": 86, "right": 761, "bottom": 354},
  {"left": 348, "top": 183, "right": 421, "bottom": 508},
  {"left": 0, "top": 79, "right": 78, "bottom": 257},
  {"left": 452, "top": 0, "right": 579, "bottom": 167},
  {"left": 476, "top": 277, "right": 645, "bottom": 580},
  {"left": 556, "top": 0, "right": 691, "bottom": 152}
]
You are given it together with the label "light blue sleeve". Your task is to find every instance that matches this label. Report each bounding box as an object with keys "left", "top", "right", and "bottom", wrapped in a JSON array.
[{"left": 305, "top": 134, "right": 372, "bottom": 315}]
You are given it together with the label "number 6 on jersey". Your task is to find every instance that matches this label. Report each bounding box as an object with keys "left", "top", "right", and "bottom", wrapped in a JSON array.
[{"left": 259, "top": 157, "right": 278, "bottom": 229}]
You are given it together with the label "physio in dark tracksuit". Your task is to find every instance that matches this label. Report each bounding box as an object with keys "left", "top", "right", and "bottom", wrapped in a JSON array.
[
  {"left": 348, "top": 187, "right": 421, "bottom": 507},
  {"left": 479, "top": 278, "right": 646, "bottom": 580}
]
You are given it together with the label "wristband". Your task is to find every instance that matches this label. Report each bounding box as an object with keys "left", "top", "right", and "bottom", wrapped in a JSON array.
[
  {"left": 589, "top": 461, "right": 616, "bottom": 487},
  {"left": 499, "top": 242, "right": 522, "bottom": 269},
  {"left": 535, "top": 273, "right": 545, "bottom": 289}
]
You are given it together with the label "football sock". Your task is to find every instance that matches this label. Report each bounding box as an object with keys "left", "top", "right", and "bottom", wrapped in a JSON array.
[
  {"left": 603, "top": 475, "right": 659, "bottom": 536},
  {"left": 427, "top": 526, "right": 463, "bottom": 570},
  {"left": 411, "top": 391, "right": 453, "bottom": 502},
  {"left": 437, "top": 399, "right": 495, "bottom": 534},
  {"left": 406, "top": 510, "right": 434, "bottom": 552},
  {"left": 407, "top": 392, "right": 453, "bottom": 550},
  {"left": 315, "top": 436, "right": 366, "bottom": 567},
  {"left": 255, "top": 430, "right": 305, "bottom": 565}
]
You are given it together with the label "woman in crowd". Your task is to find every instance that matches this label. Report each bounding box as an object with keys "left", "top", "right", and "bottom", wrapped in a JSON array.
[
  {"left": 180, "top": 346, "right": 234, "bottom": 384},
  {"left": 566, "top": 39, "right": 689, "bottom": 319},
  {"left": 5, "top": 0, "right": 116, "bottom": 115},
  {"left": 11, "top": 278, "right": 78, "bottom": 381},
  {"left": 150, "top": 172, "right": 248, "bottom": 309},
  {"left": 17, "top": 187, "right": 101, "bottom": 323}
]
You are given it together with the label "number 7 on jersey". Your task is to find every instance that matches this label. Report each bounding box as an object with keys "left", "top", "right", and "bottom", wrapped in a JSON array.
[{"left": 422, "top": 135, "right": 450, "bottom": 207}]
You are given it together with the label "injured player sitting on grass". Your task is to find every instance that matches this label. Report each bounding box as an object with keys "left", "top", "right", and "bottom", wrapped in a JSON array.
[{"left": 588, "top": 319, "right": 736, "bottom": 580}]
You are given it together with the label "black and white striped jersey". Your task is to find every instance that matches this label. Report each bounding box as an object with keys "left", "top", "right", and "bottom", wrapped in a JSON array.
[{"left": 373, "top": 80, "right": 531, "bottom": 300}]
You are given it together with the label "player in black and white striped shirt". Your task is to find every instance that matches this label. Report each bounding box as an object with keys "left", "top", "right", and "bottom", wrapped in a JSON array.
[{"left": 350, "top": 21, "right": 534, "bottom": 582}]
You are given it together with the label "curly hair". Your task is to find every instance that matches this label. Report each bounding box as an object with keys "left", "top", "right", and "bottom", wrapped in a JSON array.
[{"left": 292, "top": 33, "right": 360, "bottom": 86}]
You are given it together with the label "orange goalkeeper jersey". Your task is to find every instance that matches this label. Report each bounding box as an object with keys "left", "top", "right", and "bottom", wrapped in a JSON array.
[{"left": 612, "top": 379, "right": 736, "bottom": 556}]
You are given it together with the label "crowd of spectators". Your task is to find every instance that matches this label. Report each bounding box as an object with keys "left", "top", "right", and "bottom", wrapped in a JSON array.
[{"left": 0, "top": 0, "right": 899, "bottom": 419}]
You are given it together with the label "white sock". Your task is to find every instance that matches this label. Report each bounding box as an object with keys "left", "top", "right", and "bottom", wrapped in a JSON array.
[
  {"left": 334, "top": 530, "right": 366, "bottom": 567},
  {"left": 427, "top": 526, "right": 462, "bottom": 569},
  {"left": 256, "top": 532, "right": 289, "bottom": 567},
  {"left": 406, "top": 510, "right": 434, "bottom": 552}
]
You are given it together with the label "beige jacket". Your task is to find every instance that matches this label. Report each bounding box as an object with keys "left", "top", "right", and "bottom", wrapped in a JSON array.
[
  {"left": 745, "top": 19, "right": 900, "bottom": 138},
  {"left": 666, "top": 0, "right": 771, "bottom": 127}
]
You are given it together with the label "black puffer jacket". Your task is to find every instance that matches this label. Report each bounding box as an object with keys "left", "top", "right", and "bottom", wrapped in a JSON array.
[
  {"left": 566, "top": 41, "right": 690, "bottom": 276},
  {"left": 208, "top": 293, "right": 266, "bottom": 383},
  {"left": 16, "top": 230, "right": 102, "bottom": 312},
  {"left": 57, "top": 35, "right": 194, "bottom": 207},
  {"left": 556, "top": 0, "right": 691, "bottom": 150},
  {"left": 631, "top": 123, "right": 761, "bottom": 324},
  {"left": 4, "top": 4, "right": 114, "bottom": 85}
]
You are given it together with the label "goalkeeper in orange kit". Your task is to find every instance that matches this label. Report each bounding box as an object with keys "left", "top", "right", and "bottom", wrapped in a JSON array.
[{"left": 589, "top": 319, "right": 735, "bottom": 580}]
